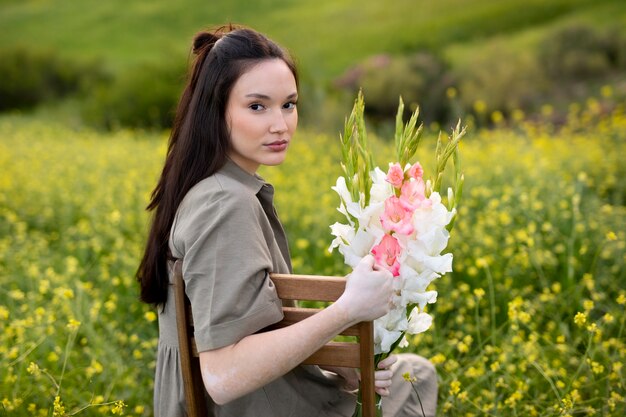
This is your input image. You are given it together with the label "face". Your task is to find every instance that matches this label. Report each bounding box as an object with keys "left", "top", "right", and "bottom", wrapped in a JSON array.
[{"left": 225, "top": 59, "right": 298, "bottom": 174}]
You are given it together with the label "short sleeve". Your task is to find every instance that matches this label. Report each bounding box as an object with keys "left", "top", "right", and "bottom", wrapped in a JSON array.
[{"left": 170, "top": 179, "right": 284, "bottom": 351}]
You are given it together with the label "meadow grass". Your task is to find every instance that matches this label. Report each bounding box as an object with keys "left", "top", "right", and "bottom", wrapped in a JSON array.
[{"left": 1, "top": 96, "right": 624, "bottom": 415}]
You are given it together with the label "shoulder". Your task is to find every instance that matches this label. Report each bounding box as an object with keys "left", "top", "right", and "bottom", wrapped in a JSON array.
[
  {"left": 180, "top": 170, "right": 260, "bottom": 216},
  {"left": 171, "top": 171, "right": 263, "bottom": 248},
  {"left": 169, "top": 162, "right": 269, "bottom": 258}
]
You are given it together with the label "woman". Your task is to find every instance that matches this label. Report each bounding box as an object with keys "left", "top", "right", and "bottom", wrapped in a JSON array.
[{"left": 137, "top": 25, "right": 438, "bottom": 416}]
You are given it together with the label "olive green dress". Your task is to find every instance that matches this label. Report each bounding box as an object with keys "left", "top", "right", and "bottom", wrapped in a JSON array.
[{"left": 153, "top": 160, "right": 438, "bottom": 417}]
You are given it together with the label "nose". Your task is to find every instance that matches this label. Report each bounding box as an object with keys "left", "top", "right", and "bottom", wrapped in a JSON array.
[{"left": 269, "top": 110, "right": 289, "bottom": 134}]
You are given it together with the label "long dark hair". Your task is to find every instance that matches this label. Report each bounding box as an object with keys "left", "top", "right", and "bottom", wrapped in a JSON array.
[{"left": 137, "top": 25, "right": 298, "bottom": 306}]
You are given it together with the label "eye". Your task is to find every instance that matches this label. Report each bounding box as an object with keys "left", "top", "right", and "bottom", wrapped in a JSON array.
[
  {"left": 249, "top": 103, "right": 266, "bottom": 111},
  {"left": 283, "top": 101, "right": 297, "bottom": 110}
]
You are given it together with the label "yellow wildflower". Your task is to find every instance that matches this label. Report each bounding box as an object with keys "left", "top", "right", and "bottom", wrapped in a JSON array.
[
  {"left": 26, "top": 362, "right": 40, "bottom": 376},
  {"left": 430, "top": 353, "right": 445, "bottom": 365},
  {"left": 53, "top": 396, "right": 66, "bottom": 417},
  {"left": 574, "top": 312, "right": 587, "bottom": 327},
  {"left": 111, "top": 400, "right": 127, "bottom": 415},
  {"left": 144, "top": 311, "right": 157, "bottom": 322},
  {"left": 66, "top": 319, "right": 81, "bottom": 331},
  {"left": 601, "top": 85, "right": 613, "bottom": 98},
  {"left": 8, "top": 289, "right": 25, "bottom": 300},
  {"left": 402, "top": 372, "right": 417, "bottom": 383},
  {"left": 473, "top": 100, "right": 486, "bottom": 114},
  {"left": 0, "top": 306, "right": 8, "bottom": 320},
  {"left": 449, "top": 380, "right": 461, "bottom": 396}
]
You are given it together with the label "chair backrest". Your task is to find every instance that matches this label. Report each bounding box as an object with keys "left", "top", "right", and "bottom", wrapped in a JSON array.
[
  {"left": 173, "top": 259, "right": 376, "bottom": 417},
  {"left": 173, "top": 260, "right": 212, "bottom": 417}
]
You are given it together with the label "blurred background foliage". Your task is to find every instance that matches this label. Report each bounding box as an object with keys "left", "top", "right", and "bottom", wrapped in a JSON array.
[{"left": 0, "top": 0, "right": 625, "bottom": 131}]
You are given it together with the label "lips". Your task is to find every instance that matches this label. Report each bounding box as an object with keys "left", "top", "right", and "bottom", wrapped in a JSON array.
[{"left": 264, "top": 140, "right": 289, "bottom": 151}]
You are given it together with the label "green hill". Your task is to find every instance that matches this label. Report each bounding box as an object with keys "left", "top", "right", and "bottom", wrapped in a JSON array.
[
  {"left": 1, "top": 0, "right": 625, "bottom": 131},
  {"left": 1, "top": 0, "right": 624, "bottom": 78}
]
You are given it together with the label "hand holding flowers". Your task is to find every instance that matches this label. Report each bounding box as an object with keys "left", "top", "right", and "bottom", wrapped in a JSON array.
[{"left": 338, "top": 254, "right": 394, "bottom": 323}]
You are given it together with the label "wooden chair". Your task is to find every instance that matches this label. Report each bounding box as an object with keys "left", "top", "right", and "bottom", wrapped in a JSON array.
[{"left": 173, "top": 259, "right": 376, "bottom": 417}]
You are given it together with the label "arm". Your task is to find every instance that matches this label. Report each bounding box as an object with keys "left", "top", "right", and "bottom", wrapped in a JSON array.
[{"left": 199, "top": 255, "right": 393, "bottom": 405}]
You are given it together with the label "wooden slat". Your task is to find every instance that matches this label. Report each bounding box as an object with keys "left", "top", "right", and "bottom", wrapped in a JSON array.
[
  {"left": 301, "top": 342, "right": 361, "bottom": 368},
  {"left": 270, "top": 273, "right": 346, "bottom": 301},
  {"left": 266, "top": 307, "right": 361, "bottom": 336},
  {"left": 186, "top": 304, "right": 194, "bottom": 327},
  {"left": 173, "top": 260, "right": 209, "bottom": 417},
  {"left": 191, "top": 337, "right": 198, "bottom": 357},
  {"left": 359, "top": 321, "right": 376, "bottom": 417}
]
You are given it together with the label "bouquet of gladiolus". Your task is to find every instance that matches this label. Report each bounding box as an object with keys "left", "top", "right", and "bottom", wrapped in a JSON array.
[{"left": 329, "top": 92, "right": 465, "bottom": 416}]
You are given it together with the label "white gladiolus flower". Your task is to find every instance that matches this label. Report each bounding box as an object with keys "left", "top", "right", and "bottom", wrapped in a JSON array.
[
  {"left": 397, "top": 335, "right": 409, "bottom": 348},
  {"left": 414, "top": 227, "right": 451, "bottom": 256},
  {"left": 406, "top": 308, "right": 433, "bottom": 334},
  {"left": 355, "top": 201, "right": 386, "bottom": 237},
  {"left": 329, "top": 222, "right": 355, "bottom": 252},
  {"left": 399, "top": 263, "right": 441, "bottom": 293},
  {"left": 402, "top": 290, "right": 438, "bottom": 310},
  {"left": 338, "top": 228, "right": 376, "bottom": 268},
  {"left": 331, "top": 176, "right": 352, "bottom": 206},
  {"left": 370, "top": 167, "right": 392, "bottom": 203},
  {"left": 406, "top": 244, "right": 453, "bottom": 275},
  {"left": 374, "top": 307, "right": 408, "bottom": 354}
]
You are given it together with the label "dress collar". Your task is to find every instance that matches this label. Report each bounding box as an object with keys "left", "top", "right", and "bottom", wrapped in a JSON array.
[{"left": 220, "top": 159, "right": 267, "bottom": 195}]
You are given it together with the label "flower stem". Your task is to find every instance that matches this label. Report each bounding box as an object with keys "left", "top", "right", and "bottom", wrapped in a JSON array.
[{"left": 410, "top": 381, "right": 427, "bottom": 417}]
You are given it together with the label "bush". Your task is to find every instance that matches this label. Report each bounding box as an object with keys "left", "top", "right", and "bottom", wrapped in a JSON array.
[
  {"left": 0, "top": 46, "right": 105, "bottom": 111},
  {"left": 457, "top": 42, "right": 548, "bottom": 122},
  {"left": 83, "top": 62, "right": 186, "bottom": 130},
  {"left": 538, "top": 24, "right": 622, "bottom": 81},
  {"left": 335, "top": 52, "right": 455, "bottom": 124}
]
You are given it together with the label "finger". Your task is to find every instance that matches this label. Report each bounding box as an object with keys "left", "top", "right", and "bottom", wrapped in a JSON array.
[
  {"left": 359, "top": 254, "right": 376, "bottom": 269},
  {"left": 377, "top": 354, "right": 398, "bottom": 369},
  {"left": 375, "top": 387, "right": 390, "bottom": 397},
  {"left": 374, "top": 370, "right": 393, "bottom": 380},
  {"left": 375, "top": 378, "right": 392, "bottom": 388},
  {"left": 373, "top": 265, "right": 393, "bottom": 279}
]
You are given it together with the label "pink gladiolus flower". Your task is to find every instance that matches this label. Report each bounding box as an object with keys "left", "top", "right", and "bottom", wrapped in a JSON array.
[
  {"left": 400, "top": 178, "right": 431, "bottom": 211},
  {"left": 385, "top": 163, "right": 405, "bottom": 188},
  {"left": 408, "top": 162, "right": 424, "bottom": 179},
  {"left": 371, "top": 234, "right": 402, "bottom": 276},
  {"left": 380, "top": 196, "right": 414, "bottom": 235}
]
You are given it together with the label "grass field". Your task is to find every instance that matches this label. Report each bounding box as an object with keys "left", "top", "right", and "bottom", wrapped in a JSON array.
[{"left": 1, "top": 95, "right": 625, "bottom": 415}]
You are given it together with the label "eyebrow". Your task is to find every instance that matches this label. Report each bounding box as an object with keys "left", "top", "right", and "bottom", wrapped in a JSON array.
[{"left": 244, "top": 92, "right": 298, "bottom": 100}]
